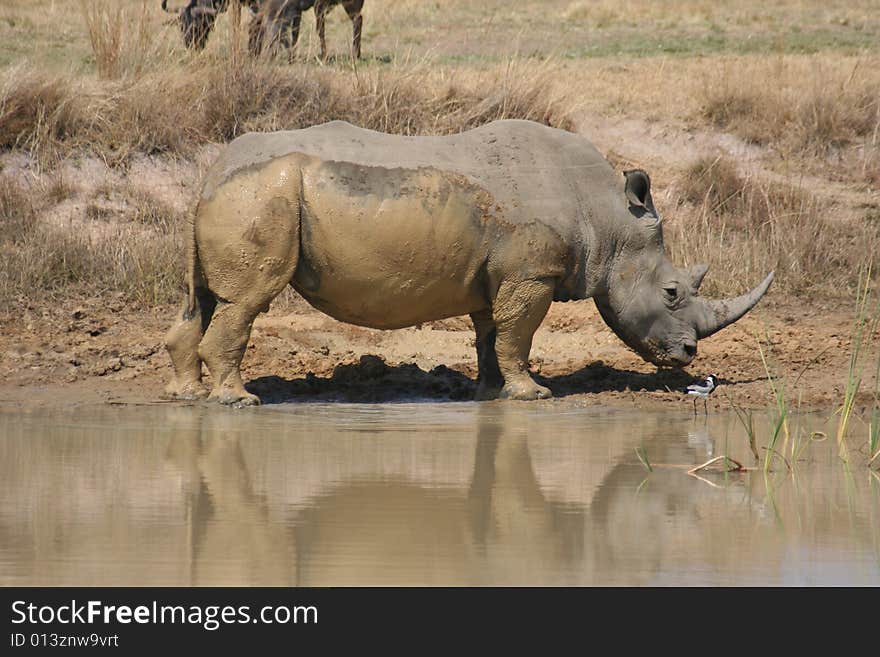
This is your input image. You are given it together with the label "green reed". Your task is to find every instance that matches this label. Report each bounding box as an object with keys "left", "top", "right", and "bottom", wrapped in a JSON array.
[
  {"left": 757, "top": 336, "right": 789, "bottom": 473},
  {"left": 870, "top": 347, "right": 880, "bottom": 467},
  {"left": 836, "top": 265, "right": 877, "bottom": 461},
  {"left": 730, "top": 401, "right": 759, "bottom": 462},
  {"left": 635, "top": 446, "right": 653, "bottom": 473}
]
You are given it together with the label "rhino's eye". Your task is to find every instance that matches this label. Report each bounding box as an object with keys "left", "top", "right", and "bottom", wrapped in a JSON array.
[{"left": 663, "top": 286, "right": 678, "bottom": 300}]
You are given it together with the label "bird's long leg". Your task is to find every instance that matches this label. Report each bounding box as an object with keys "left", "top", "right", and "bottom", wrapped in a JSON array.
[
  {"left": 693, "top": 398, "right": 697, "bottom": 416},
  {"left": 704, "top": 398, "right": 708, "bottom": 415}
]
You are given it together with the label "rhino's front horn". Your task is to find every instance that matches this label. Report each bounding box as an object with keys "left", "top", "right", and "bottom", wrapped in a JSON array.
[{"left": 694, "top": 272, "right": 775, "bottom": 339}]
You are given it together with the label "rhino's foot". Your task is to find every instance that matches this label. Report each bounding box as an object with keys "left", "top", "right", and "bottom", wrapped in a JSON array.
[
  {"left": 475, "top": 383, "right": 502, "bottom": 401},
  {"left": 208, "top": 388, "right": 261, "bottom": 407},
  {"left": 499, "top": 379, "right": 552, "bottom": 401},
  {"left": 163, "top": 380, "right": 209, "bottom": 401}
]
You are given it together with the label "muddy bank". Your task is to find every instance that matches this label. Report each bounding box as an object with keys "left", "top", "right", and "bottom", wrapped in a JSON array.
[{"left": 1, "top": 292, "right": 875, "bottom": 413}]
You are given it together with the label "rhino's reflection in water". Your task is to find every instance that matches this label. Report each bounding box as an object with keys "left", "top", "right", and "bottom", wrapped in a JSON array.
[{"left": 0, "top": 404, "right": 878, "bottom": 585}]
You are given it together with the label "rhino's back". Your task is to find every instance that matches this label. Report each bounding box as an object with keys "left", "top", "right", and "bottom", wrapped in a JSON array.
[
  {"left": 198, "top": 121, "right": 623, "bottom": 326},
  {"left": 204, "top": 119, "right": 620, "bottom": 231}
]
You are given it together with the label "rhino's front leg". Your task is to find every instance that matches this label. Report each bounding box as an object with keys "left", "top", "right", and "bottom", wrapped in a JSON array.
[
  {"left": 470, "top": 309, "right": 503, "bottom": 400},
  {"left": 198, "top": 302, "right": 261, "bottom": 407},
  {"left": 492, "top": 278, "right": 554, "bottom": 401}
]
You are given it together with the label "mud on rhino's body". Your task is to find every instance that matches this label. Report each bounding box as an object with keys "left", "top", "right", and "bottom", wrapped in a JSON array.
[{"left": 165, "top": 119, "right": 773, "bottom": 405}]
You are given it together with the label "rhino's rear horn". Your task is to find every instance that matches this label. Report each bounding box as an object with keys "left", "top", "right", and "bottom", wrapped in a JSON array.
[
  {"left": 695, "top": 272, "right": 775, "bottom": 338},
  {"left": 687, "top": 263, "right": 709, "bottom": 291}
]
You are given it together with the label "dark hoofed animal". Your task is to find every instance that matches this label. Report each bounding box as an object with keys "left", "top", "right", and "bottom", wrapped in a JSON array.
[
  {"left": 248, "top": 0, "right": 364, "bottom": 60},
  {"left": 160, "top": 0, "right": 364, "bottom": 59}
]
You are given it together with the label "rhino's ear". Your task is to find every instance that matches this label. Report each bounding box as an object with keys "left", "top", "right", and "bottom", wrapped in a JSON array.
[{"left": 623, "top": 169, "right": 659, "bottom": 222}]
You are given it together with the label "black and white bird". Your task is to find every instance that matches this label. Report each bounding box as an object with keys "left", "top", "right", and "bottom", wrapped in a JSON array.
[{"left": 686, "top": 375, "right": 718, "bottom": 415}]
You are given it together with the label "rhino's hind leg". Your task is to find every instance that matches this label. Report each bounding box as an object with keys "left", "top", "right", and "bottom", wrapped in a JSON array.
[
  {"left": 471, "top": 309, "right": 503, "bottom": 400},
  {"left": 492, "top": 278, "right": 554, "bottom": 401},
  {"left": 194, "top": 166, "right": 302, "bottom": 406},
  {"left": 199, "top": 302, "right": 262, "bottom": 407},
  {"left": 164, "top": 311, "right": 209, "bottom": 400}
]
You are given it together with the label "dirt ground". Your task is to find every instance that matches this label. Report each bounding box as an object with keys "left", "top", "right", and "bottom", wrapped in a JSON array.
[{"left": 0, "top": 285, "right": 875, "bottom": 413}]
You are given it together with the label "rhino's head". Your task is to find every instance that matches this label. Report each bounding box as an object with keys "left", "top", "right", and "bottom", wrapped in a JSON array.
[{"left": 594, "top": 169, "right": 774, "bottom": 368}]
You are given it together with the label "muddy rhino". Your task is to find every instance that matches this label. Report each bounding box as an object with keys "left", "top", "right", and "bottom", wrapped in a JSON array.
[{"left": 164, "top": 119, "right": 773, "bottom": 405}]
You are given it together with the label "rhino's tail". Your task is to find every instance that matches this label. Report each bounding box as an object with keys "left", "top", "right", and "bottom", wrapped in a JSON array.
[{"left": 182, "top": 202, "right": 216, "bottom": 331}]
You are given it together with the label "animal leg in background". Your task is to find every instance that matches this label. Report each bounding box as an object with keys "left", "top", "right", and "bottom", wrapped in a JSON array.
[
  {"left": 276, "top": 6, "right": 303, "bottom": 60},
  {"left": 315, "top": 0, "right": 328, "bottom": 60},
  {"left": 249, "top": 1, "right": 304, "bottom": 59},
  {"left": 247, "top": 11, "right": 265, "bottom": 55},
  {"left": 342, "top": 0, "right": 364, "bottom": 59}
]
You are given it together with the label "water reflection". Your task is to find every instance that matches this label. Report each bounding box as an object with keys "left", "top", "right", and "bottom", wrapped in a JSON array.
[{"left": 0, "top": 403, "right": 877, "bottom": 585}]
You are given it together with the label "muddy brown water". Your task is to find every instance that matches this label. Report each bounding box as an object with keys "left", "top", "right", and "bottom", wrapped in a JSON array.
[{"left": 1, "top": 402, "right": 878, "bottom": 586}]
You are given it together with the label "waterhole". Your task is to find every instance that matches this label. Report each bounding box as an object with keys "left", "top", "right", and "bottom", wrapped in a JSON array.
[{"left": 1, "top": 403, "right": 877, "bottom": 585}]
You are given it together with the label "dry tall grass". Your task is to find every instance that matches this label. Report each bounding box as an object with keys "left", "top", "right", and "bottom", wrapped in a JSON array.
[
  {"left": 0, "top": 57, "right": 573, "bottom": 165},
  {"left": 667, "top": 155, "right": 880, "bottom": 296},
  {"left": 0, "top": 2, "right": 572, "bottom": 163},
  {"left": 0, "top": 174, "right": 184, "bottom": 308},
  {"left": 79, "top": 0, "right": 161, "bottom": 80},
  {"left": 556, "top": 54, "right": 880, "bottom": 184},
  {"left": 699, "top": 59, "right": 880, "bottom": 183},
  {"left": 702, "top": 68, "right": 879, "bottom": 151}
]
